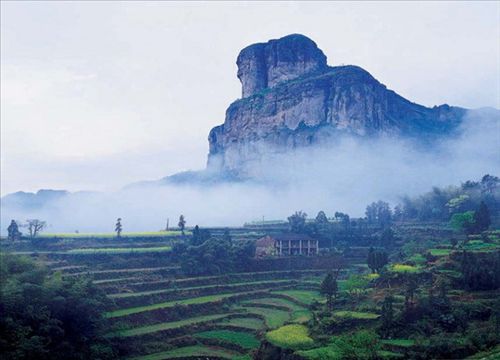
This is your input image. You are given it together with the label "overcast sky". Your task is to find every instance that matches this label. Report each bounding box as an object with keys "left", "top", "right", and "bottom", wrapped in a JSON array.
[{"left": 1, "top": 1, "right": 499, "bottom": 196}]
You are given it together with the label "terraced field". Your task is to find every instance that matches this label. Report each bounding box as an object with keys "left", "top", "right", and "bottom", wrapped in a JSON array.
[
  {"left": 127, "top": 345, "right": 247, "bottom": 360},
  {"left": 8, "top": 234, "right": 338, "bottom": 359},
  {"left": 70, "top": 260, "right": 327, "bottom": 359}
]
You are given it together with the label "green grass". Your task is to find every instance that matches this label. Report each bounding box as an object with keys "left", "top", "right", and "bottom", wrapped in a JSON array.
[
  {"left": 466, "top": 344, "right": 500, "bottom": 359},
  {"left": 389, "top": 264, "right": 422, "bottom": 273},
  {"left": 66, "top": 246, "right": 172, "bottom": 254},
  {"left": 194, "top": 330, "right": 260, "bottom": 349},
  {"left": 297, "top": 347, "right": 403, "bottom": 359},
  {"left": 291, "top": 309, "right": 313, "bottom": 323},
  {"left": 106, "top": 292, "right": 250, "bottom": 318},
  {"left": 408, "top": 253, "right": 427, "bottom": 265},
  {"left": 381, "top": 339, "right": 415, "bottom": 347},
  {"left": 271, "top": 290, "right": 321, "bottom": 305},
  {"left": 128, "top": 345, "right": 241, "bottom": 360},
  {"left": 243, "top": 297, "right": 306, "bottom": 311},
  {"left": 463, "top": 240, "right": 499, "bottom": 252},
  {"left": 333, "top": 311, "right": 380, "bottom": 320},
  {"left": 216, "top": 316, "right": 265, "bottom": 330},
  {"left": 428, "top": 248, "right": 452, "bottom": 256},
  {"left": 94, "top": 276, "right": 143, "bottom": 284},
  {"left": 113, "top": 313, "right": 231, "bottom": 337},
  {"left": 235, "top": 306, "right": 290, "bottom": 328},
  {"left": 41, "top": 231, "right": 187, "bottom": 238},
  {"left": 243, "top": 297, "right": 312, "bottom": 324},
  {"left": 378, "top": 350, "right": 405, "bottom": 358},
  {"left": 266, "top": 324, "right": 314, "bottom": 350},
  {"left": 296, "top": 346, "right": 340, "bottom": 360}
]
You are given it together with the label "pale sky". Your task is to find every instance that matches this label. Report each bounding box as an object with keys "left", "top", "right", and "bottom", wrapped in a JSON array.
[{"left": 1, "top": 1, "right": 499, "bottom": 195}]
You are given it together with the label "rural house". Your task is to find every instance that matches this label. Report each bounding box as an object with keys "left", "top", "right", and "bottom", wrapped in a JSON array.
[{"left": 255, "top": 234, "right": 318, "bottom": 257}]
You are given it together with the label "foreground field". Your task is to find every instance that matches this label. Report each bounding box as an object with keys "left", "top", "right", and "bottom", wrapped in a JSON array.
[
  {"left": 2, "top": 224, "right": 499, "bottom": 360},
  {"left": 35, "top": 238, "right": 330, "bottom": 360}
]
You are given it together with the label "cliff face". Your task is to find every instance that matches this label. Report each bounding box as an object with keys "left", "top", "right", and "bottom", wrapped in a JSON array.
[{"left": 208, "top": 34, "right": 466, "bottom": 177}]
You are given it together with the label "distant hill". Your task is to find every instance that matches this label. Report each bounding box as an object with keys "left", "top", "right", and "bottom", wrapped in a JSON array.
[{"left": 1, "top": 189, "right": 69, "bottom": 210}]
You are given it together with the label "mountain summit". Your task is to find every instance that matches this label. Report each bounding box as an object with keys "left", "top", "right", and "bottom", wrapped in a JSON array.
[{"left": 207, "top": 34, "right": 466, "bottom": 177}]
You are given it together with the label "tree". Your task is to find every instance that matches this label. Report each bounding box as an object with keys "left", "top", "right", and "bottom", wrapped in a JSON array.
[
  {"left": 450, "top": 211, "right": 475, "bottom": 235},
  {"left": 315, "top": 211, "right": 329, "bottom": 224},
  {"left": 492, "top": 298, "right": 500, "bottom": 339},
  {"left": 191, "top": 225, "right": 201, "bottom": 244},
  {"left": 365, "top": 201, "right": 392, "bottom": 228},
  {"left": 473, "top": 201, "right": 491, "bottom": 232},
  {"left": 223, "top": 229, "right": 232, "bottom": 246},
  {"left": 446, "top": 195, "right": 471, "bottom": 215},
  {"left": 7, "top": 220, "right": 22, "bottom": 240},
  {"left": 287, "top": 211, "right": 307, "bottom": 233},
  {"left": 26, "top": 219, "right": 46, "bottom": 238},
  {"left": 335, "top": 212, "right": 351, "bottom": 231},
  {"left": 367, "top": 247, "right": 388, "bottom": 273},
  {"left": 178, "top": 215, "right": 186, "bottom": 235},
  {"left": 404, "top": 276, "right": 418, "bottom": 310},
  {"left": 460, "top": 250, "right": 500, "bottom": 291},
  {"left": 481, "top": 174, "right": 499, "bottom": 194},
  {"left": 0, "top": 254, "right": 115, "bottom": 360},
  {"left": 379, "top": 228, "right": 395, "bottom": 248},
  {"left": 331, "top": 330, "right": 381, "bottom": 360},
  {"left": 115, "top": 218, "right": 122, "bottom": 238},
  {"left": 367, "top": 247, "right": 376, "bottom": 273},
  {"left": 380, "top": 295, "right": 395, "bottom": 336},
  {"left": 191, "top": 225, "right": 211, "bottom": 246},
  {"left": 320, "top": 272, "right": 338, "bottom": 311},
  {"left": 393, "top": 205, "right": 403, "bottom": 221}
]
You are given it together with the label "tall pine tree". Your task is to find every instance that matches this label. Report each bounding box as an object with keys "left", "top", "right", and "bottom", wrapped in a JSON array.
[
  {"left": 320, "top": 272, "right": 338, "bottom": 311},
  {"left": 473, "top": 201, "right": 491, "bottom": 233}
]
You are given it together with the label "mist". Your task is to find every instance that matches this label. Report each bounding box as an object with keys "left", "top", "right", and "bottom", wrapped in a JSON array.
[{"left": 1, "top": 109, "right": 498, "bottom": 234}]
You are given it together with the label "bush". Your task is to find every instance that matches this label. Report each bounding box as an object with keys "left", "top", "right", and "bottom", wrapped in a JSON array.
[{"left": 0, "top": 253, "right": 115, "bottom": 360}]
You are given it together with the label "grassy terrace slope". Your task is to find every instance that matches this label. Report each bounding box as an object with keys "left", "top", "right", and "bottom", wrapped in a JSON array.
[
  {"left": 128, "top": 345, "right": 245, "bottom": 360},
  {"left": 65, "top": 246, "right": 172, "bottom": 254},
  {"left": 109, "top": 279, "right": 297, "bottom": 299},
  {"left": 266, "top": 324, "right": 314, "bottom": 350},
  {"left": 40, "top": 231, "right": 187, "bottom": 238},
  {"left": 217, "top": 317, "right": 265, "bottom": 330},
  {"left": 114, "top": 313, "right": 232, "bottom": 337},
  {"left": 103, "top": 269, "right": 326, "bottom": 294},
  {"left": 271, "top": 290, "right": 321, "bottom": 305},
  {"left": 194, "top": 330, "right": 260, "bottom": 349},
  {"left": 13, "top": 246, "right": 172, "bottom": 255},
  {"left": 106, "top": 292, "right": 243, "bottom": 318},
  {"left": 234, "top": 306, "right": 290, "bottom": 328}
]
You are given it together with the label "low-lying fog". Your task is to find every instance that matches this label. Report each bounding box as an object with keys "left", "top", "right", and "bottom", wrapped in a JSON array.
[{"left": 1, "top": 109, "right": 499, "bottom": 234}]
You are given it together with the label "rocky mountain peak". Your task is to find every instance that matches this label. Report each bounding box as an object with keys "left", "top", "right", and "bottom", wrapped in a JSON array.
[
  {"left": 237, "top": 34, "right": 328, "bottom": 98},
  {"left": 206, "top": 34, "right": 468, "bottom": 179}
]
